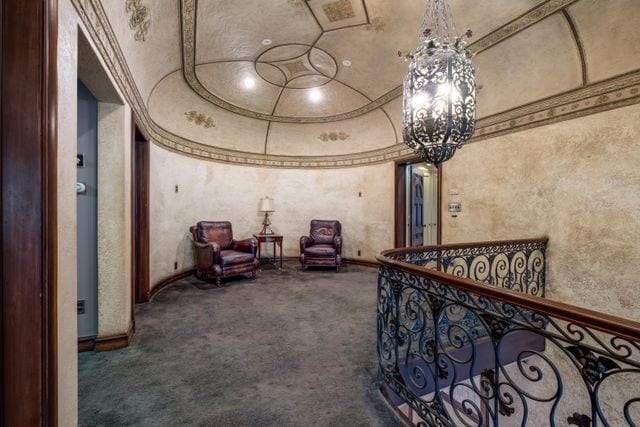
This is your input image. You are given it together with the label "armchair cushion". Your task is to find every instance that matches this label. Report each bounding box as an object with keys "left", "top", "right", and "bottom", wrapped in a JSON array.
[
  {"left": 220, "top": 250, "right": 256, "bottom": 266},
  {"left": 195, "top": 221, "right": 233, "bottom": 249},
  {"left": 304, "top": 244, "right": 336, "bottom": 257},
  {"left": 310, "top": 220, "right": 340, "bottom": 245}
]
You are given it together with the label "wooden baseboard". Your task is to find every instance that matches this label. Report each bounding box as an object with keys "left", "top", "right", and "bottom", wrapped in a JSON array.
[
  {"left": 94, "top": 321, "right": 135, "bottom": 352},
  {"left": 279, "top": 256, "right": 379, "bottom": 268},
  {"left": 344, "top": 258, "right": 379, "bottom": 268},
  {"left": 78, "top": 337, "right": 96, "bottom": 353},
  {"left": 149, "top": 268, "right": 196, "bottom": 299}
]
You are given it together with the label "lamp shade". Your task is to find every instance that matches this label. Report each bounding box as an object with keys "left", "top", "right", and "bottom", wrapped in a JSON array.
[{"left": 259, "top": 196, "right": 275, "bottom": 212}]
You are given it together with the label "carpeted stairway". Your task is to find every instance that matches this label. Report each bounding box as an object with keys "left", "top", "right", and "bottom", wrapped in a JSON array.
[{"left": 78, "top": 264, "right": 402, "bottom": 426}]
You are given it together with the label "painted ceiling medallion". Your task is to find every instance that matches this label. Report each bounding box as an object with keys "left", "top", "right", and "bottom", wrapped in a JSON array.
[
  {"left": 322, "top": 0, "right": 356, "bottom": 22},
  {"left": 255, "top": 44, "right": 337, "bottom": 89},
  {"left": 185, "top": 110, "right": 215, "bottom": 128},
  {"left": 125, "top": 0, "right": 150, "bottom": 42},
  {"left": 318, "top": 132, "right": 350, "bottom": 142}
]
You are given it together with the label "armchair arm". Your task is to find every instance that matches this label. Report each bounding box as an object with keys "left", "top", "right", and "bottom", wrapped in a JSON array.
[
  {"left": 333, "top": 236, "right": 342, "bottom": 255},
  {"left": 193, "top": 240, "right": 221, "bottom": 268},
  {"left": 300, "top": 236, "right": 313, "bottom": 252},
  {"left": 231, "top": 237, "right": 258, "bottom": 255}
]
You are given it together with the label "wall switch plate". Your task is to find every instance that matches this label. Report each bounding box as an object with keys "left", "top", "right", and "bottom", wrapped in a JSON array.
[
  {"left": 448, "top": 203, "right": 462, "bottom": 212},
  {"left": 449, "top": 189, "right": 459, "bottom": 195}
]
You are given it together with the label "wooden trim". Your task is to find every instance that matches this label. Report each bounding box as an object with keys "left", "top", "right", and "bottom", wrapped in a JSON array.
[
  {"left": 377, "top": 238, "right": 640, "bottom": 343},
  {"left": 132, "top": 117, "right": 150, "bottom": 304},
  {"left": 383, "top": 237, "right": 549, "bottom": 257},
  {"left": 393, "top": 159, "right": 407, "bottom": 248},
  {"left": 78, "top": 338, "right": 96, "bottom": 353},
  {"left": 343, "top": 258, "right": 379, "bottom": 268},
  {"left": 1, "top": 0, "right": 58, "bottom": 424},
  {"left": 94, "top": 321, "right": 135, "bottom": 352},
  {"left": 394, "top": 157, "right": 443, "bottom": 248},
  {"left": 46, "top": 0, "right": 59, "bottom": 422},
  {"left": 149, "top": 269, "right": 196, "bottom": 299},
  {"left": 436, "top": 163, "right": 442, "bottom": 245}
]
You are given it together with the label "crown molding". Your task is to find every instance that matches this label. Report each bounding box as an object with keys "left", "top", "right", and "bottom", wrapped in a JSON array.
[{"left": 73, "top": 0, "right": 640, "bottom": 168}]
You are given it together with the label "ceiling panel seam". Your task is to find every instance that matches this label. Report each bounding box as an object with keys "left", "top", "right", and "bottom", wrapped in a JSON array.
[{"left": 561, "top": 8, "right": 589, "bottom": 86}]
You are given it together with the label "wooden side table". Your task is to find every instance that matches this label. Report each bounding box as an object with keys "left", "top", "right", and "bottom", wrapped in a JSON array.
[{"left": 253, "top": 234, "right": 283, "bottom": 269}]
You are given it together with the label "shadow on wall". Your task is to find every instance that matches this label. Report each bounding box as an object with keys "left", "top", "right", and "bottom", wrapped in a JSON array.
[{"left": 176, "top": 232, "right": 194, "bottom": 272}]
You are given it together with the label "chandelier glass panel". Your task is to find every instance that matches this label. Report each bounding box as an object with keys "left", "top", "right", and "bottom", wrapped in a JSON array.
[{"left": 402, "top": 0, "right": 476, "bottom": 164}]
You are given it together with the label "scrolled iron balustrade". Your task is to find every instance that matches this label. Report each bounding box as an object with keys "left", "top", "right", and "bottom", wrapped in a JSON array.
[
  {"left": 387, "top": 239, "right": 547, "bottom": 297},
  {"left": 377, "top": 238, "right": 640, "bottom": 426}
]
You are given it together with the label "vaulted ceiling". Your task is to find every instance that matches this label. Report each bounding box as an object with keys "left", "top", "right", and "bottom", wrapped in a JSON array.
[{"left": 77, "top": 0, "right": 640, "bottom": 167}]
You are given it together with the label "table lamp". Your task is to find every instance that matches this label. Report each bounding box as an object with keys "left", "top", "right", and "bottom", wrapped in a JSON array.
[{"left": 259, "top": 196, "right": 275, "bottom": 235}]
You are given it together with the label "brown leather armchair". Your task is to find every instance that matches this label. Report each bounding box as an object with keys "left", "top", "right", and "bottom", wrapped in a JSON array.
[
  {"left": 190, "top": 221, "right": 259, "bottom": 286},
  {"left": 300, "top": 220, "right": 342, "bottom": 271}
]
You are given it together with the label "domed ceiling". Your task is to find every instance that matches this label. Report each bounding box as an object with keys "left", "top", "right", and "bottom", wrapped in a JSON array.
[{"left": 77, "top": 0, "right": 640, "bottom": 167}]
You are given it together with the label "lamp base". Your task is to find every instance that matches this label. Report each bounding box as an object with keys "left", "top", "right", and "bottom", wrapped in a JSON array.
[{"left": 259, "top": 212, "right": 274, "bottom": 235}]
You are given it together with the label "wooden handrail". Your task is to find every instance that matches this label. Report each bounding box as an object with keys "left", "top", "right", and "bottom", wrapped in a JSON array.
[
  {"left": 380, "top": 237, "right": 549, "bottom": 257},
  {"left": 377, "top": 239, "right": 640, "bottom": 343}
]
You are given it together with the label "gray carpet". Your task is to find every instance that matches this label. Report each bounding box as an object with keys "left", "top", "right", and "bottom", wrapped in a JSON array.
[{"left": 78, "top": 264, "right": 402, "bottom": 426}]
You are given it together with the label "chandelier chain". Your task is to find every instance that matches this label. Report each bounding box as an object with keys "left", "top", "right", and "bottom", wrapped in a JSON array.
[{"left": 418, "top": 0, "right": 458, "bottom": 44}]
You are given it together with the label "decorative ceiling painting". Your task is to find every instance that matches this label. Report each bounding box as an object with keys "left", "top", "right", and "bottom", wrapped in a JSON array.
[{"left": 75, "top": 0, "right": 640, "bottom": 168}]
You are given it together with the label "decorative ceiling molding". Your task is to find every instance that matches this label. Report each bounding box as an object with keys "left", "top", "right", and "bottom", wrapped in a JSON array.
[
  {"left": 73, "top": 0, "right": 640, "bottom": 169},
  {"left": 468, "top": 0, "right": 580, "bottom": 54},
  {"left": 179, "top": 0, "right": 400, "bottom": 124}
]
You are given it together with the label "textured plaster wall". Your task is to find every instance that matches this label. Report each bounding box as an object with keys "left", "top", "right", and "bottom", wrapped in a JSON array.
[
  {"left": 149, "top": 145, "right": 394, "bottom": 287},
  {"left": 97, "top": 103, "right": 133, "bottom": 336},
  {"left": 441, "top": 103, "right": 640, "bottom": 321},
  {"left": 57, "top": 0, "right": 78, "bottom": 424}
]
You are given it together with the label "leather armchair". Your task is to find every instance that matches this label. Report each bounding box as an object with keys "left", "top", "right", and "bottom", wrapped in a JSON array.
[
  {"left": 190, "top": 221, "right": 258, "bottom": 286},
  {"left": 300, "top": 220, "right": 342, "bottom": 271}
]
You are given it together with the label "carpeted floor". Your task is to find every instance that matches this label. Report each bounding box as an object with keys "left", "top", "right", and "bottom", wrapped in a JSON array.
[{"left": 78, "top": 263, "right": 402, "bottom": 426}]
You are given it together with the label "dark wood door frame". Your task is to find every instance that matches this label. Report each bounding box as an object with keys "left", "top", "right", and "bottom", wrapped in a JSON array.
[
  {"left": 132, "top": 117, "right": 150, "bottom": 305},
  {"left": 1, "top": 0, "right": 59, "bottom": 424},
  {"left": 394, "top": 157, "right": 442, "bottom": 248}
]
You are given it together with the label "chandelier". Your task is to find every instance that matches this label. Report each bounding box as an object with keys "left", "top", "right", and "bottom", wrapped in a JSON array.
[{"left": 402, "top": 0, "right": 476, "bottom": 164}]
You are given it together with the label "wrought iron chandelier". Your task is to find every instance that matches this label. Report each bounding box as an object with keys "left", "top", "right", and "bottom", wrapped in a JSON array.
[{"left": 402, "top": 0, "right": 476, "bottom": 164}]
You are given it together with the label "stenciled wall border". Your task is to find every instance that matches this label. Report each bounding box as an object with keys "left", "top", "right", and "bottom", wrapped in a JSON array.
[{"left": 73, "top": 0, "right": 640, "bottom": 169}]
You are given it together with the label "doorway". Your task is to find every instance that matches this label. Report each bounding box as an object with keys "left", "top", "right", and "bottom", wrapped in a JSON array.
[
  {"left": 395, "top": 160, "right": 441, "bottom": 248},
  {"left": 77, "top": 80, "right": 99, "bottom": 339},
  {"left": 132, "top": 122, "right": 150, "bottom": 304}
]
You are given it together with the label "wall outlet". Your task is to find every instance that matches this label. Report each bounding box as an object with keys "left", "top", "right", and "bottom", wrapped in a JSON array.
[
  {"left": 357, "top": 249, "right": 361, "bottom": 256},
  {"left": 448, "top": 202, "right": 462, "bottom": 212},
  {"left": 175, "top": 184, "right": 179, "bottom": 193},
  {"left": 174, "top": 261, "right": 178, "bottom": 270},
  {"left": 77, "top": 300, "right": 85, "bottom": 315}
]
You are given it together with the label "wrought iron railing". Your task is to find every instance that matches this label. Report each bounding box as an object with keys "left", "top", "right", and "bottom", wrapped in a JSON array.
[
  {"left": 386, "top": 239, "right": 547, "bottom": 297},
  {"left": 377, "top": 238, "right": 640, "bottom": 426}
]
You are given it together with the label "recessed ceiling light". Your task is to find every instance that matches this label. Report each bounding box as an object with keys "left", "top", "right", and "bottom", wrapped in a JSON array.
[
  {"left": 342, "top": 60, "right": 352, "bottom": 67},
  {"left": 261, "top": 39, "right": 272, "bottom": 46},
  {"left": 309, "top": 88, "right": 323, "bottom": 103},
  {"left": 243, "top": 77, "right": 256, "bottom": 89}
]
